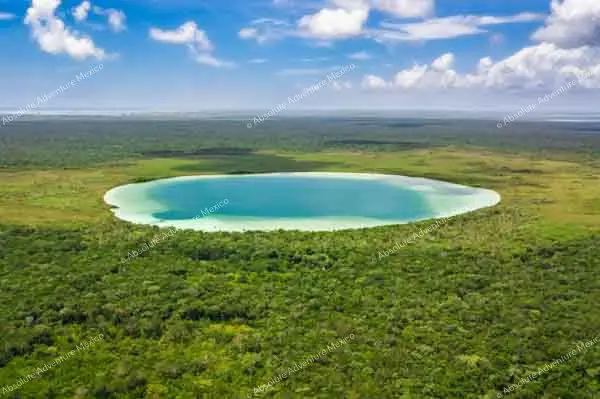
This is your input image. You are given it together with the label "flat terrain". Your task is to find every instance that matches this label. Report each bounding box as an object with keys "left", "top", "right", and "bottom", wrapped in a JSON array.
[{"left": 0, "top": 117, "right": 599, "bottom": 398}]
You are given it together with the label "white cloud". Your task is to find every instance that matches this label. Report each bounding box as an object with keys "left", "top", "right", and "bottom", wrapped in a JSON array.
[
  {"left": 241, "top": 1, "right": 368, "bottom": 43},
  {"left": 150, "top": 21, "right": 213, "bottom": 51},
  {"left": 362, "top": 74, "right": 389, "bottom": 89},
  {"left": 533, "top": 0, "right": 600, "bottom": 48},
  {"left": 249, "top": 58, "right": 268, "bottom": 64},
  {"left": 251, "top": 1, "right": 540, "bottom": 45},
  {"left": 471, "top": 43, "right": 600, "bottom": 89},
  {"left": 363, "top": 1, "right": 600, "bottom": 91},
  {"left": 72, "top": 1, "right": 90, "bottom": 22},
  {"left": 238, "top": 18, "right": 290, "bottom": 44},
  {"left": 0, "top": 12, "right": 16, "bottom": 20},
  {"left": 375, "top": 12, "right": 544, "bottom": 42},
  {"left": 150, "top": 21, "right": 234, "bottom": 68},
  {"left": 193, "top": 52, "right": 235, "bottom": 68},
  {"left": 348, "top": 51, "right": 372, "bottom": 60},
  {"left": 72, "top": 2, "right": 126, "bottom": 32},
  {"left": 25, "top": 0, "right": 106, "bottom": 60},
  {"left": 363, "top": 44, "right": 600, "bottom": 90},
  {"left": 373, "top": 0, "right": 434, "bottom": 18},
  {"left": 389, "top": 53, "right": 459, "bottom": 89},
  {"left": 239, "top": 28, "right": 259, "bottom": 39},
  {"left": 298, "top": 6, "right": 369, "bottom": 39},
  {"left": 241, "top": 0, "right": 541, "bottom": 45},
  {"left": 431, "top": 52, "right": 454, "bottom": 70}
]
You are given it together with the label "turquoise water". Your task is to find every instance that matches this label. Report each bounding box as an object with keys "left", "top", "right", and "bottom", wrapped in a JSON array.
[
  {"left": 104, "top": 172, "right": 501, "bottom": 232},
  {"left": 151, "top": 176, "right": 432, "bottom": 221}
]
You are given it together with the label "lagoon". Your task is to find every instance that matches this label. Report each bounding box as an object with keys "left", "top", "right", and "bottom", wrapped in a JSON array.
[{"left": 104, "top": 172, "right": 500, "bottom": 232}]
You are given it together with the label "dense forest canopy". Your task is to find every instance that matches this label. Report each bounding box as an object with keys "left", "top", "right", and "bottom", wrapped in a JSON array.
[{"left": 0, "top": 117, "right": 599, "bottom": 398}]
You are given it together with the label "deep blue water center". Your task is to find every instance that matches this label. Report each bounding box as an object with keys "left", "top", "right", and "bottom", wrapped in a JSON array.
[{"left": 150, "top": 176, "right": 433, "bottom": 221}]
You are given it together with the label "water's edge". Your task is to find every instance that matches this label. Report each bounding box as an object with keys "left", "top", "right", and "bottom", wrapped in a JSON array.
[{"left": 104, "top": 172, "right": 501, "bottom": 232}]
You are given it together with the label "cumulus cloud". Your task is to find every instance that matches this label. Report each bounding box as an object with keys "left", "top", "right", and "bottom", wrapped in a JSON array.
[
  {"left": 363, "top": 0, "right": 600, "bottom": 91},
  {"left": 362, "top": 74, "right": 389, "bottom": 89},
  {"left": 472, "top": 43, "right": 600, "bottom": 89},
  {"left": 25, "top": 0, "right": 106, "bottom": 60},
  {"left": 386, "top": 53, "right": 459, "bottom": 89},
  {"left": 431, "top": 52, "right": 454, "bottom": 70},
  {"left": 363, "top": 44, "right": 600, "bottom": 90},
  {"left": 150, "top": 21, "right": 213, "bottom": 51},
  {"left": 244, "top": 1, "right": 541, "bottom": 45},
  {"left": 298, "top": 5, "right": 369, "bottom": 39},
  {"left": 290, "top": 0, "right": 433, "bottom": 41},
  {"left": 150, "top": 21, "right": 234, "bottom": 68},
  {"left": 533, "top": 0, "right": 600, "bottom": 48},
  {"left": 238, "top": 0, "right": 600, "bottom": 92},
  {"left": 373, "top": 0, "right": 434, "bottom": 18}
]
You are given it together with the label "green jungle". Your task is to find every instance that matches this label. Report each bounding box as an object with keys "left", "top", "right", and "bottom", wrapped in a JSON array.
[{"left": 0, "top": 117, "right": 599, "bottom": 398}]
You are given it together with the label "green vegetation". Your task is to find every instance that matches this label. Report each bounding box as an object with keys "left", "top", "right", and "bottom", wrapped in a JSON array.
[{"left": 0, "top": 117, "right": 599, "bottom": 398}]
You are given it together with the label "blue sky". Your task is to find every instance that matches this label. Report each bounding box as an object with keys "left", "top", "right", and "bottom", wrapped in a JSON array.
[{"left": 0, "top": 0, "right": 599, "bottom": 112}]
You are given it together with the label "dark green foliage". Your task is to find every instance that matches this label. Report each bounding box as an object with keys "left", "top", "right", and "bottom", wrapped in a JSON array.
[
  {"left": 2, "top": 117, "right": 600, "bottom": 168},
  {"left": 1, "top": 221, "right": 600, "bottom": 398},
  {"left": 0, "top": 118, "right": 599, "bottom": 398}
]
